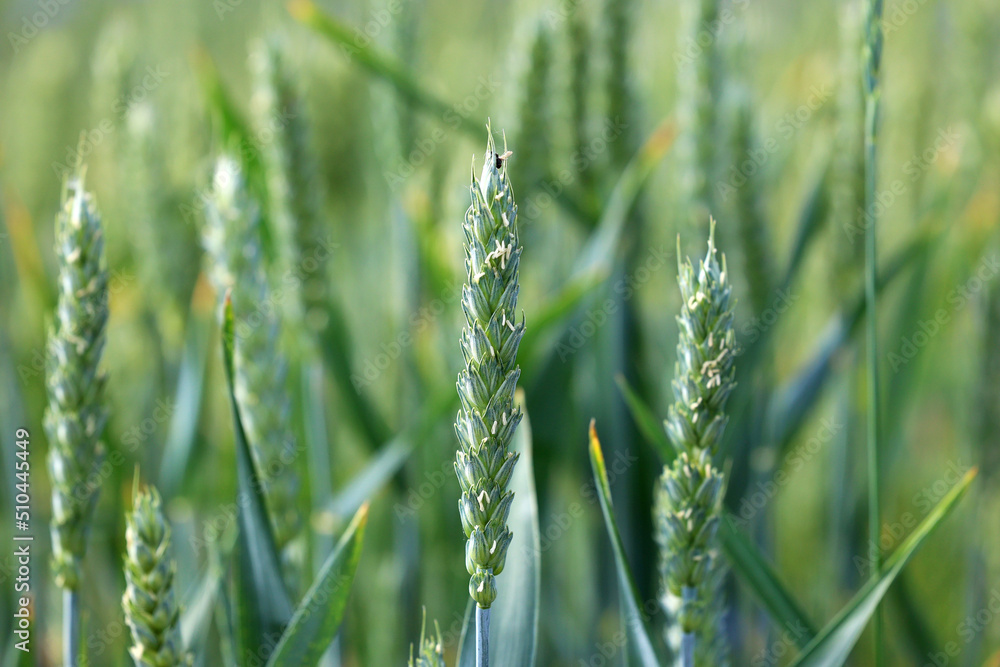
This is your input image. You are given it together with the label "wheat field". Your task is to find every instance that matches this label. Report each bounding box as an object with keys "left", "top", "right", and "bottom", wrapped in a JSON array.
[{"left": 0, "top": 0, "right": 999, "bottom": 665}]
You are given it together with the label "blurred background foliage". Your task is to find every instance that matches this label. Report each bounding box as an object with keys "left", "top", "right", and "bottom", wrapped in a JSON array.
[{"left": 1, "top": 0, "right": 999, "bottom": 664}]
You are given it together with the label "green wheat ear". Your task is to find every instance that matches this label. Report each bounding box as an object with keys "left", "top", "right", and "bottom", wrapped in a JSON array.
[
  {"left": 677, "top": 0, "right": 721, "bottom": 227},
  {"left": 455, "top": 125, "right": 524, "bottom": 609},
  {"left": 122, "top": 483, "right": 188, "bottom": 667},
  {"left": 721, "top": 82, "right": 774, "bottom": 315},
  {"left": 655, "top": 221, "right": 734, "bottom": 666},
  {"left": 515, "top": 23, "right": 552, "bottom": 193},
  {"left": 407, "top": 609, "right": 446, "bottom": 667},
  {"left": 201, "top": 156, "right": 301, "bottom": 552},
  {"left": 45, "top": 169, "right": 109, "bottom": 591},
  {"left": 250, "top": 36, "right": 326, "bottom": 333}
]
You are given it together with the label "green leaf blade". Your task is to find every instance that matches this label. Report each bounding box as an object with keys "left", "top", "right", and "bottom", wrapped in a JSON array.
[
  {"left": 266, "top": 503, "right": 369, "bottom": 667},
  {"left": 789, "top": 468, "right": 977, "bottom": 667},
  {"left": 588, "top": 421, "right": 663, "bottom": 667},
  {"left": 719, "top": 517, "right": 817, "bottom": 648}
]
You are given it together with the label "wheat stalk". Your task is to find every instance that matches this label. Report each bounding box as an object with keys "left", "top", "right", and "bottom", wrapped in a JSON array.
[
  {"left": 201, "top": 156, "right": 301, "bottom": 553},
  {"left": 569, "top": 8, "right": 594, "bottom": 194},
  {"left": 655, "top": 221, "right": 735, "bottom": 666},
  {"left": 122, "top": 483, "right": 188, "bottom": 667},
  {"left": 454, "top": 126, "right": 524, "bottom": 665},
  {"left": 830, "top": 0, "right": 867, "bottom": 300},
  {"left": 862, "top": 0, "right": 885, "bottom": 662}
]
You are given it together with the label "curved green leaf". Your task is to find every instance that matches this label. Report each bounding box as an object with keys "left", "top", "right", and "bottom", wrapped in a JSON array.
[
  {"left": 770, "top": 232, "right": 933, "bottom": 456},
  {"left": 266, "top": 503, "right": 369, "bottom": 667},
  {"left": 519, "top": 272, "right": 607, "bottom": 384},
  {"left": 289, "top": 0, "right": 480, "bottom": 136},
  {"left": 588, "top": 421, "right": 663, "bottom": 667},
  {"left": 159, "top": 298, "right": 213, "bottom": 497},
  {"left": 318, "top": 298, "right": 393, "bottom": 449},
  {"left": 789, "top": 468, "right": 977, "bottom": 667},
  {"left": 326, "top": 439, "right": 410, "bottom": 522},
  {"left": 571, "top": 119, "right": 676, "bottom": 280},
  {"left": 718, "top": 518, "right": 817, "bottom": 647},
  {"left": 615, "top": 374, "right": 675, "bottom": 465}
]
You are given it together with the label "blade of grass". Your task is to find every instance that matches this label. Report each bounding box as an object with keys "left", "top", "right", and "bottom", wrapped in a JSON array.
[
  {"left": 789, "top": 468, "right": 976, "bottom": 667},
  {"left": 180, "top": 560, "right": 225, "bottom": 658},
  {"left": 588, "top": 421, "right": 663, "bottom": 667},
  {"left": 291, "top": 1, "right": 595, "bottom": 227},
  {"left": 769, "top": 232, "right": 932, "bottom": 457},
  {"left": 326, "top": 439, "right": 410, "bottom": 521},
  {"left": 571, "top": 118, "right": 676, "bottom": 280},
  {"left": 779, "top": 158, "right": 831, "bottom": 291},
  {"left": 518, "top": 271, "right": 608, "bottom": 384},
  {"left": 266, "top": 504, "right": 369, "bottom": 667},
  {"left": 288, "top": 0, "right": 480, "bottom": 136},
  {"left": 301, "top": 361, "right": 333, "bottom": 579},
  {"left": 318, "top": 299, "right": 393, "bottom": 449},
  {"left": 159, "top": 286, "right": 214, "bottom": 497},
  {"left": 718, "top": 518, "right": 817, "bottom": 648},
  {"left": 614, "top": 374, "right": 675, "bottom": 465}
]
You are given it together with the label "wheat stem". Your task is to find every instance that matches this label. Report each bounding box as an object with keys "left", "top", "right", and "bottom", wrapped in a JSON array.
[
  {"left": 677, "top": 0, "right": 720, "bottom": 226},
  {"left": 863, "top": 0, "right": 885, "bottom": 663},
  {"left": 476, "top": 605, "right": 490, "bottom": 667},
  {"left": 63, "top": 589, "right": 79, "bottom": 667}
]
